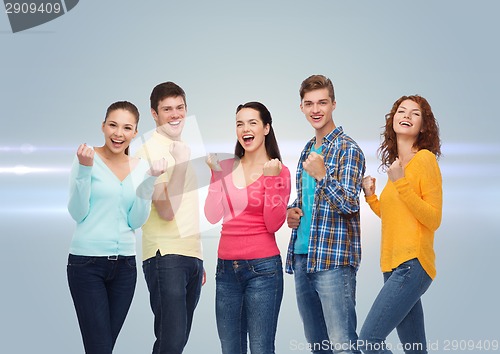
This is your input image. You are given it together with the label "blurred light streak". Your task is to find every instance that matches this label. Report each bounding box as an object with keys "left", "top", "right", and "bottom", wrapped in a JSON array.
[
  {"left": 0, "top": 145, "right": 74, "bottom": 153},
  {"left": 0, "top": 165, "right": 70, "bottom": 175}
]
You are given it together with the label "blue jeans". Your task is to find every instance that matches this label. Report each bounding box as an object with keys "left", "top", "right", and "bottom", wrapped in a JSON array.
[
  {"left": 216, "top": 255, "right": 283, "bottom": 354},
  {"left": 359, "top": 258, "right": 432, "bottom": 354},
  {"left": 143, "top": 252, "right": 203, "bottom": 354},
  {"left": 67, "top": 254, "right": 137, "bottom": 354},
  {"left": 293, "top": 254, "right": 360, "bottom": 354}
]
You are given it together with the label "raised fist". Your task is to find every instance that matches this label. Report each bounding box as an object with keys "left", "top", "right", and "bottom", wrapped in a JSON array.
[
  {"left": 76, "top": 144, "right": 94, "bottom": 167},
  {"left": 263, "top": 158, "right": 282, "bottom": 176}
]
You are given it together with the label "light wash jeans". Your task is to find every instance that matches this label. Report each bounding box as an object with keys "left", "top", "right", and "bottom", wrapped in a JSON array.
[
  {"left": 293, "top": 254, "right": 360, "bottom": 354},
  {"left": 359, "top": 258, "right": 432, "bottom": 354},
  {"left": 216, "top": 255, "right": 283, "bottom": 354}
]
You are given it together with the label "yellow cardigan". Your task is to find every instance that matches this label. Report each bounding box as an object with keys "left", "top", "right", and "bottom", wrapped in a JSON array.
[{"left": 365, "top": 149, "right": 442, "bottom": 279}]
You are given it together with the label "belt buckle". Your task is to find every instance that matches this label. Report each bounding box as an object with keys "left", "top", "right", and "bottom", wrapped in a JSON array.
[{"left": 108, "top": 255, "right": 118, "bottom": 261}]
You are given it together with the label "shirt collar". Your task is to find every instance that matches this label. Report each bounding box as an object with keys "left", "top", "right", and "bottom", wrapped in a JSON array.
[{"left": 311, "top": 126, "right": 344, "bottom": 147}]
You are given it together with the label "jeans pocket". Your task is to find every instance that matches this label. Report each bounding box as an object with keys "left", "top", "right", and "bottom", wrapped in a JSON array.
[
  {"left": 391, "top": 258, "right": 417, "bottom": 281},
  {"left": 251, "top": 258, "right": 279, "bottom": 276},
  {"left": 67, "top": 254, "right": 93, "bottom": 267}
]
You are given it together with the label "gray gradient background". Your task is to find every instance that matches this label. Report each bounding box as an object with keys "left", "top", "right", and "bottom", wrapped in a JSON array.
[{"left": 1, "top": 1, "right": 499, "bottom": 353}]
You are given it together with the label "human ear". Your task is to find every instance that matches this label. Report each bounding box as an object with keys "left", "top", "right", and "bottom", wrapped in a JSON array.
[{"left": 151, "top": 108, "right": 159, "bottom": 122}]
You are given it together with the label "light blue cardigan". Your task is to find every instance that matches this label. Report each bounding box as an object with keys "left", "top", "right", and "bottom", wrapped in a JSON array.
[{"left": 68, "top": 154, "right": 155, "bottom": 256}]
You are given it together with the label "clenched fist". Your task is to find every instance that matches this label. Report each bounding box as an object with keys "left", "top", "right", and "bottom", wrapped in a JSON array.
[
  {"left": 387, "top": 158, "right": 404, "bottom": 182},
  {"left": 206, "top": 153, "right": 222, "bottom": 171},
  {"left": 76, "top": 144, "right": 94, "bottom": 166},
  {"left": 263, "top": 158, "right": 282, "bottom": 176},
  {"left": 287, "top": 207, "right": 303, "bottom": 229},
  {"left": 362, "top": 175, "right": 376, "bottom": 197},
  {"left": 303, "top": 151, "right": 326, "bottom": 180},
  {"left": 169, "top": 141, "right": 190, "bottom": 163},
  {"left": 148, "top": 158, "right": 168, "bottom": 177}
]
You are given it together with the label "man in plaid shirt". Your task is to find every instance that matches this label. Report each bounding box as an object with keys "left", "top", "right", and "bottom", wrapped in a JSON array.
[{"left": 286, "top": 75, "right": 365, "bottom": 354}]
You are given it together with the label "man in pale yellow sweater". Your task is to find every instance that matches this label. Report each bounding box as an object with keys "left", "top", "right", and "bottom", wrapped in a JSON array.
[{"left": 135, "top": 82, "right": 203, "bottom": 354}]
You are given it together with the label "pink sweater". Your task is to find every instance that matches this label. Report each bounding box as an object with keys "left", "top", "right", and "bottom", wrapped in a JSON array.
[{"left": 204, "top": 159, "right": 291, "bottom": 260}]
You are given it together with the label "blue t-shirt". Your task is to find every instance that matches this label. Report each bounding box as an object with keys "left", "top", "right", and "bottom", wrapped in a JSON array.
[{"left": 294, "top": 145, "right": 322, "bottom": 254}]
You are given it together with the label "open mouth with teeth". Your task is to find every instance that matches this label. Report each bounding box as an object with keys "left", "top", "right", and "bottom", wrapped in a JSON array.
[
  {"left": 311, "top": 115, "right": 322, "bottom": 122},
  {"left": 111, "top": 138, "right": 124, "bottom": 146},
  {"left": 399, "top": 121, "right": 413, "bottom": 127},
  {"left": 242, "top": 134, "right": 254, "bottom": 144},
  {"left": 169, "top": 121, "right": 181, "bottom": 126}
]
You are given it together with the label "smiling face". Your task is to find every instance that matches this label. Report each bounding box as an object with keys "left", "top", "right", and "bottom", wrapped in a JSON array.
[
  {"left": 236, "top": 108, "right": 270, "bottom": 154},
  {"left": 152, "top": 95, "right": 186, "bottom": 140},
  {"left": 392, "top": 99, "right": 423, "bottom": 140},
  {"left": 101, "top": 109, "right": 138, "bottom": 154},
  {"left": 300, "top": 88, "right": 336, "bottom": 138}
]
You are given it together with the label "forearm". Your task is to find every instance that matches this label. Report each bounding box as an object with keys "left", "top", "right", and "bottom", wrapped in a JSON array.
[
  {"left": 394, "top": 178, "right": 442, "bottom": 231},
  {"left": 204, "top": 175, "right": 224, "bottom": 224},
  {"left": 365, "top": 194, "right": 381, "bottom": 217},
  {"left": 128, "top": 175, "right": 156, "bottom": 228},
  {"left": 318, "top": 168, "right": 363, "bottom": 215},
  {"left": 67, "top": 163, "right": 92, "bottom": 222},
  {"left": 263, "top": 175, "right": 291, "bottom": 232},
  {"left": 165, "top": 163, "right": 188, "bottom": 216},
  {"left": 317, "top": 149, "right": 364, "bottom": 215},
  {"left": 152, "top": 163, "right": 188, "bottom": 221}
]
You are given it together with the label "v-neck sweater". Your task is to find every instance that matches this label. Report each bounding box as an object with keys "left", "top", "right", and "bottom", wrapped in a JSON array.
[
  {"left": 68, "top": 154, "right": 155, "bottom": 256},
  {"left": 365, "top": 149, "right": 442, "bottom": 279},
  {"left": 204, "top": 159, "right": 291, "bottom": 260}
]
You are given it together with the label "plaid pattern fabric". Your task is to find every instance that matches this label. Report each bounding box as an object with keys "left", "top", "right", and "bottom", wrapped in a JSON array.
[{"left": 285, "top": 127, "right": 365, "bottom": 273}]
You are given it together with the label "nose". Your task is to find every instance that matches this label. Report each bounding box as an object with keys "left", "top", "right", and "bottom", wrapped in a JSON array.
[
  {"left": 171, "top": 108, "right": 183, "bottom": 119},
  {"left": 114, "top": 127, "right": 124, "bottom": 137}
]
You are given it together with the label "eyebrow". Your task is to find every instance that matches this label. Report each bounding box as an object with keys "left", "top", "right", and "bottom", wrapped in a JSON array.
[
  {"left": 236, "top": 118, "right": 259, "bottom": 123},
  {"left": 160, "top": 104, "right": 185, "bottom": 110},
  {"left": 107, "top": 120, "right": 134, "bottom": 127},
  {"left": 304, "top": 99, "right": 329, "bottom": 104},
  {"left": 399, "top": 106, "right": 421, "bottom": 112}
]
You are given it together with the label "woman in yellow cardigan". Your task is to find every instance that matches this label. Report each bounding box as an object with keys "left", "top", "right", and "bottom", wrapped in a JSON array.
[{"left": 359, "top": 95, "right": 442, "bottom": 354}]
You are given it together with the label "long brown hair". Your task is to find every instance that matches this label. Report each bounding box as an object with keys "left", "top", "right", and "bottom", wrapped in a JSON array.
[
  {"left": 379, "top": 95, "right": 441, "bottom": 170},
  {"left": 234, "top": 102, "right": 282, "bottom": 161}
]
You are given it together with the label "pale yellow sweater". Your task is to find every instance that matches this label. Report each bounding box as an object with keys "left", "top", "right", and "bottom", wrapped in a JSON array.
[{"left": 365, "top": 149, "right": 442, "bottom": 279}]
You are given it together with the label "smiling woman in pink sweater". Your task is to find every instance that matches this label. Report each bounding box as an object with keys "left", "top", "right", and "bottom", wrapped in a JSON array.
[
  {"left": 359, "top": 95, "right": 442, "bottom": 354},
  {"left": 204, "top": 101, "right": 291, "bottom": 354}
]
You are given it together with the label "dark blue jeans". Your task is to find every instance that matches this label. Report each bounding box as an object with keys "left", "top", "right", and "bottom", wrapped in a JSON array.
[
  {"left": 215, "top": 255, "right": 284, "bottom": 354},
  {"left": 143, "top": 252, "right": 203, "bottom": 354},
  {"left": 67, "top": 254, "right": 137, "bottom": 354}
]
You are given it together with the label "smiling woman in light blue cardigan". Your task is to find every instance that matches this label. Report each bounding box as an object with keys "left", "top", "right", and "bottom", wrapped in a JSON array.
[{"left": 66, "top": 101, "right": 165, "bottom": 354}]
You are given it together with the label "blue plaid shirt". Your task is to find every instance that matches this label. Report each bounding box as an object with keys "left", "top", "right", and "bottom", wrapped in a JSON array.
[{"left": 285, "top": 126, "right": 365, "bottom": 273}]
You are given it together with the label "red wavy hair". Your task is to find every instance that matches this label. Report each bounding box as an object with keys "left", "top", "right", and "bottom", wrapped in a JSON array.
[{"left": 378, "top": 95, "right": 441, "bottom": 171}]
